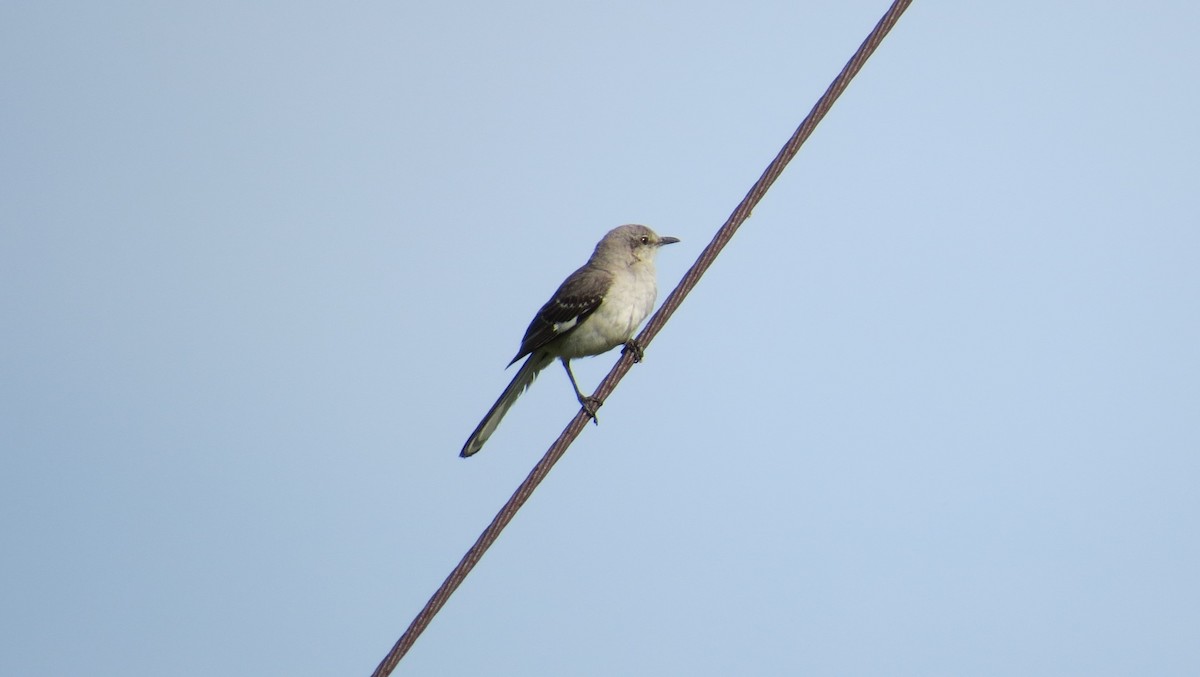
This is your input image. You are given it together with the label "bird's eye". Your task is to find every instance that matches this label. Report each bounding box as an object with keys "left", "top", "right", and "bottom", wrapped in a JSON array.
[{"left": 640, "top": 236, "right": 649, "bottom": 244}]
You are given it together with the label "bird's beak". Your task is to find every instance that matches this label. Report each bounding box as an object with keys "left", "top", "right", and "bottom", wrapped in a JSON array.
[{"left": 658, "top": 236, "right": 681, "bottom": 246}]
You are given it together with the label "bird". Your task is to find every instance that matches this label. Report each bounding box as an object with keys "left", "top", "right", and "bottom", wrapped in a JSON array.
[{"left": 461, "top": 224, "right": 679, "bottom": 457}]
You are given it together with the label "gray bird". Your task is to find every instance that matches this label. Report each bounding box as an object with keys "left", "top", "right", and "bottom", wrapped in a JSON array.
[{"left": 461, "top": 224, "right": 679, "bottom": 457}]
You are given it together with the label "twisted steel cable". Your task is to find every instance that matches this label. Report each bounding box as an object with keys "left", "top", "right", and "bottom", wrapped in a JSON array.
[{"left": 372, "top": 2, "right": 912, "bottom": 674}]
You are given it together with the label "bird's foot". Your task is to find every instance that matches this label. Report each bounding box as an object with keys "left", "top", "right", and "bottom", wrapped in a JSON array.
[
  {"left": 622, "top": 339, "right": 645, "bottom": 363},
  {"left": 579, "top": 395, "right": 603, "bottom": 425}
]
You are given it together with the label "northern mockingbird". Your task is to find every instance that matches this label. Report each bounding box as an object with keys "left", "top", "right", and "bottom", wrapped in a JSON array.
[{"left": 461, "top": 224, "right": 679, "bottom": 457}]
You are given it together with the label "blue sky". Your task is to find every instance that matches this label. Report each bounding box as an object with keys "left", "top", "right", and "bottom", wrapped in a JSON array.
[{"left": 3, "top": 2, "right": 1198, "bottom": 675}]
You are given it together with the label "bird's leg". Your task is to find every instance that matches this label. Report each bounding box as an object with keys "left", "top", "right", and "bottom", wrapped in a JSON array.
[
  {"left": 622, "top": 338, "right": 644, "bottom": 363},
  {"left": 561, "top": 358, "right": 602, "bottom": 424}
]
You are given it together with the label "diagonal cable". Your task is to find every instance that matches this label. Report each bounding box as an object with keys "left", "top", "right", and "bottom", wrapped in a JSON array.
[{"left": 371, "top": 1, "right": 912, "bottom": 674}]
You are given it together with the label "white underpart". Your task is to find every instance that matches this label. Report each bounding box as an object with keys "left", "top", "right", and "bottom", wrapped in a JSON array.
[{"left": 555, "top": 257, "right": 657, "bottom": 359}]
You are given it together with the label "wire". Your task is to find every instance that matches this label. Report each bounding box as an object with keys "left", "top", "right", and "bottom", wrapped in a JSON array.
[{"left": 371, "top": 1, "right": 913, "bottom": 674}]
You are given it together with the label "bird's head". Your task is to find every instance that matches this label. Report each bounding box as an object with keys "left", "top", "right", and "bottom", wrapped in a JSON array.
[{"left": 599, "top": 224, "right": 680, "bottom": 264}]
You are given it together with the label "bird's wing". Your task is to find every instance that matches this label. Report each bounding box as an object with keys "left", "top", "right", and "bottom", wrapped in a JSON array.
[{"left": 508, "top": 266, "right": 612, "bottom": 365}]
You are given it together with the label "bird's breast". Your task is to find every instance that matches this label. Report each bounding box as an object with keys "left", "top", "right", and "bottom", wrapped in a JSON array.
[{"left": 556, "top": 263, "right": 657, "bottom": 359}]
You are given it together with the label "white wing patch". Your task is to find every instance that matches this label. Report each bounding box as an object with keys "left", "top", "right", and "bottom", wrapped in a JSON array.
[{"left": 552, "top": 316, "right": 580, "bottom": 334}]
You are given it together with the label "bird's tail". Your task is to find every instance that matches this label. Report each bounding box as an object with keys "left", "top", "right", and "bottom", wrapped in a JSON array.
[{"left": 461, "top": 351, "right": 554, "bottom": 457}]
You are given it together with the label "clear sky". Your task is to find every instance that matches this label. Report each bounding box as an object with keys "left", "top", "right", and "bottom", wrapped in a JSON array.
[{"left": 3, "top": 2, "right": 1198, "bottom": 675}]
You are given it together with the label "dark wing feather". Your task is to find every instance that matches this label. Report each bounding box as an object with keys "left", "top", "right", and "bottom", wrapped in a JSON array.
[{"left": 508, "top": 266, "right": 612, "bottom": 365}]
